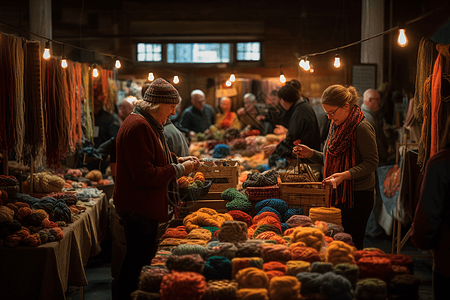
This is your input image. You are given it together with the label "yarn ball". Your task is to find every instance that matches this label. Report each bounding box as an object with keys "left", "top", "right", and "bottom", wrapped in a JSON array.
[
  {"left": 289, "top": 227, "right": 325, "bottom": 252},
  {"left": 253, "top": 211, "right": 281, "bottom": 224},
  {"left": 255, "top": 207, "right": 282, "bottom": 223},
  {"left": 333, "top": 232, "right": 354, "bottom": 246},
  {"left": 325, "top": 241, "right": 356, "bottom": 266},
  {"left": 235, "top": 267, "right": 269, "bottom": 289},
  {"left": 172, "top": 244, "right": 207, "bottom": 257},
  {"left": 253, "top": 224, "right": 281, "bottom": 238},
  {"left": 283, "top": 207, "right": 304, "bottom": 223},
  {"left": 226, "top": 197, "right": 253, "bottom": 214},
  {"left": 254, "top": 231, "right": 286, "bottom": 245},
  {"left": 161, "top": 226, "right": 188, "bottom": 241},
  {"left": 383, "top": 253, "right": 414, "bottom": 274},
  {"left": 160, "top": 271, "right": 206, "bottom": 300},
  {"left": 309, "top": 207, "right": 342, "bottom": 226},
  {"left": 286, "top": 260, "right": 311, "bottom": 276},
  {"left": 357, "top": 256, "right": 391, "bottom": 281},
  {"left": 317, "top": 272, "right": 354, "bottom": 300},
  {"left": 263, "top": 261, "right": 287, "bottom": 274},
  {"left": 325, "top": 222, "right": 345, "bottom": 237},
  {"left": 296, "top": 272, "right": 322, "bottom": 294},
  {"left": 387, "top": 274, "right": 421, "bottom": 297},
  {"left": 235, "top": 240, "right": 263, "bottom": 257},
  {"left": 204, "top": 256, "right": 232, "bottom": 280},
  {"left": 165, "top": 254, "right": 205, "bottom": 273},
  {"left": 218, "top": 220, "right": 248, "bottom": 243},
  {"left": 187, "top": 228, "right": 212, "bottom": 240},
  {"left": 310, "top": 262, "right": 333, "bottom": 274},
  {"left": 334, "top": 263, "right": 359, "bottom": 290},
  {"left": 255, "top": 216, "right": 282, "bottom": 233},
  {"left": 280, "top": 223, "right": 289, "bottom": 233},
  {"left": 213, "top": 144, "right": 231, "bottom": 159},
  {"left": 285, "top": 215, "right": 313, "bottom": 228},
  {"left": 202, "top": 279, "right": 238, "bottom": 300},
  {"left": 355, "top": 278, "right": 387, "bottom": 300},
  {"left": 354, "top": 248, "right": 386, "bottom": 262},
  {"left": 236, "top": 288, "right": 269, "bottom": 300},
  {"left": 254, "top": 198, "right": 288, "bottom": 215},
  {"left": 289, "top": 246, "right": 321, "bottom": 263},
  {"left": 0, "top": 206, "right": 15, "bottom": 223},
  {"left": 269, "top": 275, "right": 301, "bottom": 300},
  {"left": 221, "top": 188, "right": 246, "bottom": 201},
  {"left": 183, "top": 208, "right": 233, "bottom": 232},
  {"left": 260, "top": 244, "right": 291, "bottom": 263},
  {"left": 138, "top": 265, "right": 170, "bottom": 293},
  {"left": 204, "top": 241, "right": 238, "bottom": 260},
  {"left": 227, "top": 210, "right": 253, "bottom": 228},
  {"left": 231, "top": 257, "right": 264, "bottom": 278}
]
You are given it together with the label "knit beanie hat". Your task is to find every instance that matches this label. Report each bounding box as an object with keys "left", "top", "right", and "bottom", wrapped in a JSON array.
[{"left": 143, "top": 78, "right": 180, "bottom": 104}]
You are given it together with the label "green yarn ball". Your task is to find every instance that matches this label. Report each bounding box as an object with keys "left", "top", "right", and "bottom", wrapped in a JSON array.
[{"left": 194, "top": 180, "right": 204, "bottom": 187}]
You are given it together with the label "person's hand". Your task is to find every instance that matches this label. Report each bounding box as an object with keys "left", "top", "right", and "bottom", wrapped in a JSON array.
[
  {"left": 322, "top": 172, "right": 350, "bottom": 189},
  {"left": 182, "top": 160, "right": 195, "bottom": 175},
  {"left": 179, "top": 156, "right": 200, "bottom": 168},
  {"left": 292, "top": 144, "right": 313, "bottom": 159},
  {"left": 237, "top": 107, "right": 245, "bottom": 116},
  {"left": 273, "top": 125, "right": 287, "bottom": 135},
  {"left": 262, "top": 144, "right": 277, "bottom": 156}
]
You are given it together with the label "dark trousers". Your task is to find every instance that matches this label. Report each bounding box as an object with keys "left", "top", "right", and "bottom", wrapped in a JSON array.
[
  {"left": 117, "top": 210, "right": 159, "bottom": 300},
  {"left": 337, "top": 189, "right": 374, "bottom": 250}
]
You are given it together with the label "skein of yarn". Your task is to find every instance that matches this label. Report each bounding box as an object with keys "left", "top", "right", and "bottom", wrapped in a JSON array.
[
  {"left": 138, "top": 265, "right": 170, "bottom": 293},
  {"left": 202, "top": 279, "right": 238, "bottom": 300},
  {"left": 159, "top": 271, "right": 206, "bottom": 300},
  {"left": 235, "top": 267, "right": 269, "bottom": 289},
  {"left": 236, "top": 288, "right": 269, "bottom": 300},
  {"left": 231, "top": 257, "right": 264, "bottom": 278},
  {"left": 204, "top": 256, "right": 232, "bottom": 280},
  {"left": 269, "top": 275, "right": 301, "bottom": 300}
]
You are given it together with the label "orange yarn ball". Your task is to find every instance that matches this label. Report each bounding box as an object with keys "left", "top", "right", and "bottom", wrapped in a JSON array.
[
  {"left": 289, "top": 246, "right": 321, "bottom": 263},
  {"left": 160, "top": 271, "right": 206, "bottom": 300},
  {"left": 263, "top": 261, "right": 287, "bottom": 274},
  {"left": 235, "top": 267, "right": 269, "bottom": 289},
  {"left": 253, "top": 211, "right": 281, "bottom": 224}
]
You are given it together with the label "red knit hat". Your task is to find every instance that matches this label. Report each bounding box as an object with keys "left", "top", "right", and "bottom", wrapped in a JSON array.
[{"left": 143, "top": 78, "right": 180, "bottom": 104}]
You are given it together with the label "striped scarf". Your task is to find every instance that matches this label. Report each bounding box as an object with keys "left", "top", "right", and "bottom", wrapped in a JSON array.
[{"left": 324, "top": 105, "right": 364, "bottom": 208}]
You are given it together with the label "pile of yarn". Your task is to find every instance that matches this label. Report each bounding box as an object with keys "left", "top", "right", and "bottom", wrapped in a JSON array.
[
  {"left": 159, "top": 271, "right": 206, "bottom": 300},
  {"left": 222, "top": 188, "right": 252, "bottom": 213},
  {"left": 325, "top": 241, "right": 356, "bottom": 266},
  {"left": 183, "top": 207, "right": 232, "bottom": 232},
  {"left": 309, "top": 207, "right": 342, "bottom": 227},
  {"left": 218, "top": 220, "right": 248, "bottom": 243}
]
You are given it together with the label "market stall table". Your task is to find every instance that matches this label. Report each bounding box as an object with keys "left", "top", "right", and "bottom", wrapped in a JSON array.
[{"left": 0, "top": 194, "right": 109, "bottom": 300}]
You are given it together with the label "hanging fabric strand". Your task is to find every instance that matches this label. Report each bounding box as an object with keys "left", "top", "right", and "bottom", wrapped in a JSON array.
[{"left": 12, "top": 36, "right": 26, "bottom": 165}]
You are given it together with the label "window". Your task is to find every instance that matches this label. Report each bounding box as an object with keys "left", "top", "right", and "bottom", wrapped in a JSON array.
[
  {"left": 167, "top": 43, "right": 230, "bottom": 63},
  {"left": 236, "top": 42, "right": 260, "bottom": 61},
  {"left": 137, "top": 43, "right": 162, "bottom": 62}
]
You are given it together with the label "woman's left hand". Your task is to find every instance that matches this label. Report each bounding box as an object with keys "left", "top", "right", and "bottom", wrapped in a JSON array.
[{"left": 322, "top": 171, "right": 351, "bottom": 189}]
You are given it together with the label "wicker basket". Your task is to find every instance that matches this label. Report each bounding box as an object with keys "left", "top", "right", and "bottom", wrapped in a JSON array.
[
  {"left": 245, "top": 185, "right": 280, "bottom": 201},
  {"left": 178, "top": 180, "right": 212, "bottom": 201}
]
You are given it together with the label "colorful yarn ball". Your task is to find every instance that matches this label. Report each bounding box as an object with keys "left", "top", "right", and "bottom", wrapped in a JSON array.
[
  {"left": 226, "top": 197, "right": 253, "bottom": 214},
  {"left": 255, "top": 232, "right": 286, "bottom": 245},
  {"left": 221, "top": 188, "right": 245, "bottom": 201},
  {"left": 289, "top": 227, "right": 324, "bottom": 252},
  {"left": 289, "top": 246, "right": 321, "bottom": 263},
  {"left": 254, "top": 198, "right": 288, "bottom": 215},
  {"left": 235, "top": 267, "right": 269, "bottom": 289},
  {"left": 231, "top": 257, "right": 264, "bottom": 278},
  {"left": 160, "top": 271, "right": 206, "bottom": 300},
  {"left": 357, "top": 256, "right": 391, "bottom": 281},
  {"left": 204, "top": 256, "right": 232, "bottom": 280},
  {"left": 325, "top": 222, "right": 344, "bottom": 237},
  {"left": 286, "top": 260, "right": 310, "bottom": 276},
  {"left": 255, "top": 207, "right": 282, "bottom": 223},
  {"left": 263, "top": 261, "right": 287, "bottom": 274},
  {"left": 355, "top": 278, "right": 387, "bottom": 300},
  {"left": 285, "top": 215, "right": 312, "bottom": 228},
  {"left": 172, "top": 244, "right": 207, "bottom": 257},
  {"left": 218, "top": 220, "right": 248, "bottom": 243},
  {"left": 325, "top": 241, "right": 356, "bottom": 266},
  {"left": 235, "top": 240, "right": 263, "bottom": 257},
  {"left": 161, "top": 226, "right": 187, "bottom": 240},
  {"left": 283, "top": 207, "right": 304, "bottom": 223},
  {"left": 165, "top": 254, "right": 205, "bottom": 273},
  {"left": 334, "top": 263, "right": 359, "bottom": 290},
  {"left": 269, "top": 275, "right": 301, "bottom": 300},
  {"left": 247, "top": 224, "right": 258, "bottom": 238},
  {"left": 139, "top": 265, "right": 170, "bottom": 293},
  {"left": 333, "top": 232, "right": 353, "bottom": 245},
  {"left": 253, "top": 211, "right": 281, "bottom": 224},
  {"left": 227, "top": 210, "right": 253, "bottom": 228},
  {"left": 253, "top": 224, "right": 281, "bottom": 238},
  {"left": 183, "top": 208, "right": 232, "bottom": 232},
  {"left": 310, "top": 262, "right": 333, "bottom": 274},
  {"left": 260, "top": 244, "right": 291, "bottom": 263},
  {"left": 255, "top": 216, "right": 282, "bottom": 232},
  {"left": 309, "top": 207, "right": 342, "bottom": 226},
  {"left": 354, "top": 248, "right": 385, "bottom": 262},
  {"left": 202, "top": 279, "right": 238, "bottom": 300},
  {"left": 236, "top": 288, "right": 269, "bottom": 300},
  {"left": 187, "top": 228, "right": 212, "bottom": 240},
  {"left": 204, "top": 241, "right": 238, "bottom": 260}
]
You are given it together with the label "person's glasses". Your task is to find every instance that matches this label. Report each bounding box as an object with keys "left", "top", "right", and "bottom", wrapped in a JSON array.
[{"left": 324, "top": 106, "right": 340, "bottom": 117}]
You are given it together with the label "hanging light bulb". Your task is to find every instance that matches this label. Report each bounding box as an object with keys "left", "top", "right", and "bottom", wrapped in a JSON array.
[
  {"left": 114, "top": 57, "right": 121, "bottom": 69},
  {"left": 309, "top": 68, "right": 314, "bottom": 73},
  {"left": 43, "top": 40, "right": 51, "bottom": 60},
  {"left": 225, "top": 80, "right": 232, "bottom": 87},
  {"left": 279, "top": 65, "right": 286, "bottom": 83},
  {"left": 334, "top": 53, "right": 341, "bottom": 68},
  {"left": 60, "top": 45, "right": 67, "bottom": 68},
  {"left": 173, "top": 75, "right": 179, "bottom": 84},
  {"left": 303, "top": 58, "right": 310, "bottom": 71},
  {"left": 229, "top": 73, "right": 236, "bottom": 82},
  {"left": 148, "top": 72, "right": 155, "bottom": 81},
  {"left": 92, "top": 63, "right": 99, "bottom": 77},
  {"left": 397, "top": 23, "right": 408, "bottom": 47},
  {"left": 299, "top": 59, "right": 306, "bottom": 69}
]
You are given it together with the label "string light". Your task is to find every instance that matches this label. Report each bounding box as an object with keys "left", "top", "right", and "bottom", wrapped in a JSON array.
[
  {"left": 173, "top": 75, "right": 179, "bottom": 84},
  {"left": 397, "top": 22, "right": 408, "bottom": 47},
  {"left": 43, "top": 40, "right": 51, "bottom": 60},
  {"left": 229, "top": 73, "right": 236, "bottom": 82},
  {"left": 279, "top": 65, "right": 286, "bottom": 83},
  {"left": 92, "top": 52, "right": 99, "bottom": 78},
  {"left": 334, "top": 53, "right": 341, "bottom": 68},
  {"left": 61, "top": 45, "right": 68, "bottom": 68},
  {"left": 148, "top": 72, "right": 154, "bottom": 81},
  {"left": 225, "top": 80, "right": 232, "bottom": 87},
  {"left": 114, "top": 56, "right": 121, "bottom": 69}
]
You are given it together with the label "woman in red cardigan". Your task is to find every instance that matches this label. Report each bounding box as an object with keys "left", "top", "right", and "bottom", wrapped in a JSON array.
[{"left": 113, "top": 78, "right": 198, "bottom": 299}]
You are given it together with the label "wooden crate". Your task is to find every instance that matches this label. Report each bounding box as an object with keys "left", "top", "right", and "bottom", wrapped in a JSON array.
[
  {"left": 197, "top": 160, "right": 239, "bottom": 193},
  {"left": 279, "top": 182, "right": 330, "bottom": 215}
]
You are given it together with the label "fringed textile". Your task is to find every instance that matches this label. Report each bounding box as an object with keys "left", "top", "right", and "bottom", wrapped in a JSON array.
[
  {"left": 82, "top": 63, "right": 94, "bottom": 142},
  {"left": 414, "top": 38, "right": 436, "bottom": 121},
  {"left": 12, "top": 36, "right": 26, "bottom": 164}
]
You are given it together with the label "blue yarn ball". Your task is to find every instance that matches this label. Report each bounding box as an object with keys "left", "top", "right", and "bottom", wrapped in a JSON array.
[
  {"left": 281, "top": 222, "right": 289, "bottom": 233},
  {"left": 283, "top": 207, "right": 304, "bottom": 222},
  {"left": 204, "top": 256, "right": 232, "bottom": 280},
  {"left": 213, "top": 144, "right": 230, "bottom": 159},
  {"left": 254, "top": 198, "right": 288, "bottom": 215},
  {"left": 256, "top": 206, "right": 283, "bottom": 222}
]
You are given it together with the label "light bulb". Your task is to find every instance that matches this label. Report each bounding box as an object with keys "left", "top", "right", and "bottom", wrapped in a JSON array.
[
  {"left": 173, "top": 75, "right": 179, "bottom": 84},
  {"left": 334, "top": 54, "right": 341, "bottom": 68},
  {"left": 92, "top": 64, "right": 99, "bottom": 77},
  {"left": 310, "top": 68, "right": 314, "bottom": 73},
  {"left": 397, "top": 29, "right": 408, "bottom": 47},
  {"left": 226, "top": 80, "right": 232, "bottom": 87},
  {"left": 303, "top": 60, "right": 310, "bottom": 71},
  {"left": 61, "top": 57, "right": 68, "bottom": 68},
  {"left": 230, "top": 74, "right": 235, "bottom": 82},
  {"left": 43, "top": 41, "right": 51, "bottom": 60},
  {"left": 280, "top": 74, "right": 286, "bottom": 83},
  {"left": 115, "top": 59, "right": 121, "bottom": 69},
  {"left": 299, "top": 59, "right": 306, "bottom": 69},
  {"left": 148, "top": 72, "right": 154, "bottom": 81}
]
